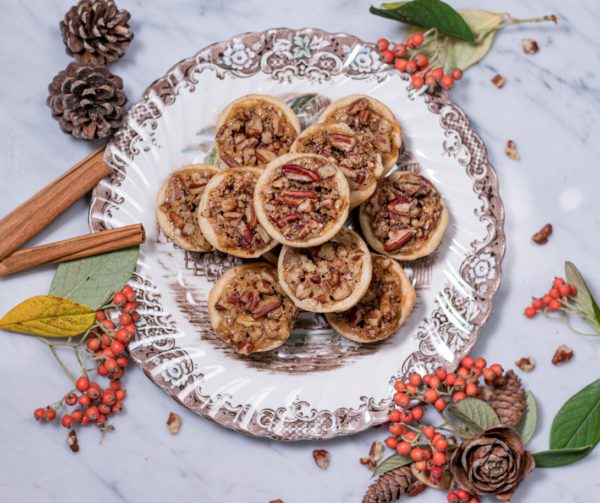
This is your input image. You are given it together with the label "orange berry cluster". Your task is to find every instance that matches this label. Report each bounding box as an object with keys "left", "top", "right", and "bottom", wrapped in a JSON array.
[
  {"left": 376, "top": 36, "right": 462, "bottom": 91},
  {"left": 448, "top": 488, "right": 480, "bottom": 503},
  {"left": 524, "top": 276, "right": 577, "bottom": 318},
  {"left": 385, "top": 357, "right": 503, "bottom": 482},
  {"left": 33, "top": 285, "right": 138, "bottom": 429}
]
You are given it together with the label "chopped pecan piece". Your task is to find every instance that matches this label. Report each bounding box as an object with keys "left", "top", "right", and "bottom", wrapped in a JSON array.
[
  {"left": 522, "top": 38, "right": 539, "bottom": 54},
  {"left": 328, "top": 133, "right": 356, "bottom": 151},
  {"left": 282, "top": 163, "right": 320, "bottom": 182},
  {"left": 552, "top": 345, "right": 573, "bottom": 365},
  {"left": 532, "top": 223, "right": 552, "bottom": 244},
  {"left": 491, "top": 74, "right": 506, "bottom": 88},
  {"left": 515, "top": 356, "right": 536, "bottom": 372},
  {"left": 167, "top": 412, "right": 181, "bottom": 434},
  {"left": 505, "top": 140, "right": 520, "bottom": 160},
  {"left": 312, "top": 449, "right": 330, "bottom": 469}
]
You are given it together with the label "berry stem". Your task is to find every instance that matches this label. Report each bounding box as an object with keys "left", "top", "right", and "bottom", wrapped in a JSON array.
[
  {"left": 480, "top": 14, "right": 557, "bottom": 36},
  {"left": 47, "top": 345, "right": 76, "bottom": 384}
]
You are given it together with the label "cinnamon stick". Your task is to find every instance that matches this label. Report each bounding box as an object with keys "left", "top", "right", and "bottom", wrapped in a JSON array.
[
  {"left": 0, "top": 145, "right": 110, "bottom": 261},
  {"left": 0, "top": 224, "right": 145, "bottom": 277}
]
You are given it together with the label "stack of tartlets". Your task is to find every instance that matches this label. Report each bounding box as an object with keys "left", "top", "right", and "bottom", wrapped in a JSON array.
[{"left": 156, "top": 94, "right": 448, "bottom": 355}]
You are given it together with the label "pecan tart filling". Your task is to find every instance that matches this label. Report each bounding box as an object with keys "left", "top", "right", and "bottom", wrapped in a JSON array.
[
  {"left": 317, "top": 95, "right": 402, "bottom": 173},
  {"left": 326, "top": 254, "right": 415, "bottom": 343},
  {"left": 198, "top": 167, "right": 276, "bottom": 258},
  {"left": 360, "top": 172, "right": 449, "bottom": 261},
  {"left": 254, "top": 153, "right": 350, "bottom": 248},
  {"left": 156, "top": 165, "right": 219, "bottom": 252},
  {"left": 277, "top": 228, "right": 372, "bottom": 313},
  {"left": 208, "top": 263, "right": 299, "bottom": 355},
  {"left": 215, "top": 94, "right": 301, "bottom": 168},
  {"left": 291, "top": 123, "right": 383, "bottom": 207}
]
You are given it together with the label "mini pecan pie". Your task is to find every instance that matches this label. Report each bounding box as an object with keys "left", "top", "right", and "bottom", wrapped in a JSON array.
[
  {"left": 277, "top": 228, "right": 372, "bottom": 313},
  {"left": 215, "top": 94, "right": 301, "bottom": 168},
  {"left": 156, "top": 165, "right": 220, "bottom": 251},
  {"left": 291, "top": 123, "right": 383, "bottom": 207},
  {"left": 326, "top": 254, "right": 415, "bottom": 343},
  {"left": 198, "top": 167, "right": 277, "bottom": 258},
  {"left": 317, "top": 95, "right": 402, "bottom": 174},
  {"left": 360, "top": 172, "right": 449, "bottom": 260},
  {"left": 254, "top": 153, "right": 350, "bottom": 248},
  {"left": 208, "top": 263, "right": 299, "bottom": 355}
]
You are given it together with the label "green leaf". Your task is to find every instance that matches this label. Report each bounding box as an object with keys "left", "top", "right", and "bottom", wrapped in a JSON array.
[
  {"left": 372, "top": 453, "right": 412, "bottom": 477},
  {"left": 50, "top": 247, "right": 140, "bottom": 310},
  {"left": 550, "top": 379, "right": 600, "bottom": 450},
  {"left": 371, "top": 0, "right": 475, "bottom": 41},
  {"left": 565, "top": 261, "right": 600, "bottom": 326},
  {"left": 408, "top": 10, "right": 504, "bottom": 71},
  {"left": 517, "top": 391, "right": 538, "bottom": 445},
  {"left": 533, "top": 445, "right": 593, "bottom": 468},
  {"left": 448, "top": 398, "right": 500, "bottom": 432},
  {"left": 0, "top": 295, "right": 94, "bottom": 337}
]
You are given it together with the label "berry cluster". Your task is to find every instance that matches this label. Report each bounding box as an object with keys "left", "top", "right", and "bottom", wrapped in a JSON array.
[
  {"left": 384, "top": 357, "right": 504, "bottom": 484},
  {"left": 33, "top": 285, "right": 138, "bottom": 430},
  {"left": 376, "top": 36, "right": 462, "bottom": 91},
  {"left": 524, "top": 276, "right": 577, "bottom": 318},
  {"left": 447, "top": 489, "right": 480, "bottom": 503}
]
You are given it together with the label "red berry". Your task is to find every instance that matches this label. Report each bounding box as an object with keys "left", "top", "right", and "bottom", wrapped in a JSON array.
[
  {"left": 433, "top": 451, "right": 446, "bottom": 465},
  {"left": 97, "top": 363, "right": 109, "bottom": 377},
  {"left": 451, "top": 69, "right": 463, "bottom": 80},
  {"left": 483, "top": 368, "right": 495, "bottom": 382},
  {"left": 86, "top": 406, "right": 99, "bottom": 421},
  {"left": 457, "top": 366, "right": 469, "bottom": 378},
  {"left": 455, "top": 377, "right": 466, "bottom": 390},
  {"left": 474, "top": 358, "right": 487, "bottom": 369},
  {"left": 429, "top": 376, "right": 442, "bottom": 389},
  {"left": 448, "top": 492, "right": 459, "bottom": 503},
  {"left": 71, "top": 409, "right": 83, "bottom": 422},
  {"left": 65, "top": 392, "right": 78, "bottom": 406},
  {"left": 409, "top": 373, "right": 422, "bottom": 387},
  {"left": 457, "top": 489, "right": 470, "bottom": 501},
  {"left": 61, "top": 415, "right": 74, "bottom": 428},
  {"left": 123, "top": 302, "right": 137, "bottom": 314},
  {"left": 125, "top": 324, "right": 136, "bottom": 336},
  {"left": 461, "top": 356, "right": 474, "bottom": 369},
  {"left": 110, "top": 340, "right": 125, "bottom": 355},
  {"left": 414, "top": 53, "right": 428, "bottom": 68},
  {"left": 431, "top": 67, "right": 443, "bottom": 81},
  {"left": 549, "top": 288, "right": 560, "bottom": 299},
  {"left": 394, "top": 391, "right": 410, "bottom": 406},
  {"left": 559, "top": 284, "right": 571, "bottom": 296},
  {"left": 423, "top": 426, "right": 435, "bottom": 439},
  {"left": 393, "top": 45, "right": 407, "bottom": 59},
  {"left": 389, "top": 409, "right": 401, "bottom": 423},
  {"left": 382, "top": 50, "right": 394, "bottom": 63},
  {"left": 87, "top": 385, "right": 101, "bottom": 401},
  {"left": 414, "top": 460, "right": 427, "bottom": 471},
  {"left": 489, "top": 363, "right": 503, "bottom": 376},
  {"left": 425, "top": 75, "right": 437, "bottom": 88},
  {"left": 423, "top": 374, "right": 432, "bottom": 386},
  {"left": 386, "top": 436, "right": 399, "bottom": 449},
  {"left": 532, "top": 298, "right": 543, "bottom": 310},
  {"left": 435, "top": 438, "right": 449, "bottom": 452},
  {"left": 410, "top": 448, "right": 424, "bottom": 461},
  {"left": 396, "top": 441, "right": 411, "bottom": 455},
  {"left": 45, "top": 408, "right": 57, "bottom": 421},
  {"left": 96, "top": 414, "right": 107, "bottom": 425},
  {"left": 112, "top": 401, "right": 124, "bottom": 414},
  {"left": 548, "top": 299, "right": 561, "bottom": 311},
  {"left": 406, "top": 384, "right": 418, "bottom": 394},
  {"left": 377, "top": 38, "right": 390, "bottom": 51},
  {"left": 453, "top": 391, "right": 466, "bottom": 402},
  {"left": 405, "top": 60, "right": 417, "bottom": 73},
  {"left": 434, "top": 368, "right": 447, "bottom": 380},
  {"left": 434, "top": 398, "right": 447, "bottom": 411},
  {"left": 570, "top": 285, "right": 577, "bottom": 296},
  {"left": 394, "top": 380, "right": 407, "bottom": 391},
  {"left": 400, "top": 410, "right": 414, "bottom": 423},
  {"left": 424, "top": 389, "right": 439, "bottom": 403},
  {"left": 95, "top": 310, "right": 106, "bottom": 322},
  {"left": 389, "top": 422, "right": 404, "bottom": 436},
  {"left": 111, "top": 368, "right": 124, "bottom": 379},
  {"left": 124, "top": 289, "right": 136, "bottom": 302},
  {"left": 440, "top": 74, "right": 454, "bottom": 89},
  {"left": 119, "top": 313, "right": 132, "bottom": 326},
  {"left": 99, "top": 404, "right": 111, "bottom": 415},
  {"left": 78, "top": 394, "right": 91, "bottom": 407},
  {"left": 101, "top": 319, "right": 115, "bottom": 331},
  {"left": 75, "top": 376, "right": 90, "bottom": 392},
  {"left": 412, "top": 406, "right": 424, "bottom": 421},
  {"left": 466, "top": 383, "right": 478, "bottom": 396},
  {"left": 468, "top": 498, "right": 480, "bottom": 503},
  {"left": 404, "top": 431, "right": 417, "bottom": 441},
  {"left": 34, "top": 408, "right": 46, "bottom": 421},
  {"left": 115, "top": 389, "right": 126, "bottom": 401},
  {"left": 110, "top": 379, "right": 122, "bottom": 390},
  {"left": 444, "top": 374, "right": 457, "bottom": 386},
  {"left": 412, "top": 33, "right": 425, "bottom": 46},
  {"left": 131, "top": 311, "right": 140, "bottom": 322},
  {"left": 87, "top": 337, "right": 101, "bottom": 351},
  {"left": 113, "top": 292, "right": 126, "bottom": 306},
  {"left": 116, "top": 355, "right": 129, "bottom": 368},
  {"left": 553, "top": 277, "right": 565, "bottom": 288},
  {"left": 105, "top": 358, "right": 119, "bottom": 373},
  {"left": 412, "top": 75, "right": 424, "bottom": 89},
  {"left": 115, "top": 328, "right": 129, "bottom": 343}
]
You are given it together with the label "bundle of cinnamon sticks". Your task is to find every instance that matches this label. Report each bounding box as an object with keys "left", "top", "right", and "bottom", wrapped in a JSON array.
[{"left": 0, "top": 146, "right": 145, "bottom": 277}]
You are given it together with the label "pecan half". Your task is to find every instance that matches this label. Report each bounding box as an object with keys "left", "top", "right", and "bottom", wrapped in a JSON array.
[
  {"left": 388, "top": 197, "right": 412, "bottom": 215},
  {"left": 552, "top": 345, "right": 573, "bottom": 365},
  {"left": 67, "top": 430, "right": 79, "bottom": 453},
  {"left": 384, "top": 230, "right": 414, "bottom": 252},
  {"left": 167, "top": 412, "right": 181, "bottom": 434},
  {"left": 532, "top": 223, "right": 552, "bottom": 244},
  {"left": 221, "top": 152, "right": 239, "bottom": 168},
  {"left": 252, "top": 299, "right": 281, "bottom": 319},
  {"left": 256, "top": 147, "right": 277, "bottom": 163},
  {"left": 282, "top": 163, "right": 320, "bottom": 182},
  {"left": 312, "top": 449, "right": 330, "bottom": 469},
  {"left": 328, "top": 133, "right": 356, "bottom": 151},
  {"left": 281, "top": 189, "right": 320, "bottom": 200}
]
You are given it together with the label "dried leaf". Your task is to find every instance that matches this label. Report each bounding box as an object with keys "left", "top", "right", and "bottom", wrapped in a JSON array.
[
  {"left": 167, "top": 412, "right": 181, "bottom": 434},
  {"left": 552, "top": 345, "right": 573, "bottom": 365},
  {"left": 312, "top": 449, "right": 330, "bottom": 469},
  {"left": 0, "top": 295, "right": 94, "bottom": 337},
  {"left": 50, "top": 247, "right": 139, "bottom": 310}
]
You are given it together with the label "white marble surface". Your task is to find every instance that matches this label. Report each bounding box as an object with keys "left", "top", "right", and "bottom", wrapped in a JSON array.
[{"left": 1, "top": 0, "right": 599, "bottom": 502}]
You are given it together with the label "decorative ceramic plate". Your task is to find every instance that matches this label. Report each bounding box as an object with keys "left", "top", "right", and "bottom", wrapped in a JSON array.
[{"left": 89, "top": 28, "right": 505, "bottom": 440}]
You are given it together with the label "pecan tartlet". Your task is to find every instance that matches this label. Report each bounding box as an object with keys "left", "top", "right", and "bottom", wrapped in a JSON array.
[
  {"left": 208, "top": 263, "right": 299, "bottom": 355},
  {"left": 326, "top": 254, "right": 415, "bottom": 343},
  {"left": 291, "top": 123, "right": 383, "bottom": 207},
  {"left": 317, "top": 95, "right": 402, "bottom": 174},
  {"left": 215, "top": 94, "right": 301, "bottom": 168},
  {"left": 198, "top": 167, "right": 277, "bottom": 258},
  {"left": 277, "top": 228, "right": 372, "bottom": 313},
  {"left": 360, "top": 172, "right": 448, "bottom": 260},
  {"left": 254, "top": 153, "right": 350, "bottom": 248},
  {"left": 156, "top": 165, "right": 220, "bottom": 251}
]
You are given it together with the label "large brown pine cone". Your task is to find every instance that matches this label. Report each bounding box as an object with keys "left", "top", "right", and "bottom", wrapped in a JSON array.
[
  {"left": 363, "top": 466, "right": 425, "bottom": 503},
  {"left": 60, "top": 0, "right": 133, "bottom": 64},
  {"left": 490, "top": 370, "right": 526, "bottom": 428},
  {"left": 47, "top": 62, "right": 127, "bottom": 141}
]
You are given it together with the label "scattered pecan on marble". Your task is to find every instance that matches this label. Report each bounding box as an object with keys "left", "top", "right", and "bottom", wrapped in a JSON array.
[
  {"left": 552, "top": 345, "right": 573, "bottom": 365},
  {"left": 532, "top": 223, "right": 553, "bottom": 244}
]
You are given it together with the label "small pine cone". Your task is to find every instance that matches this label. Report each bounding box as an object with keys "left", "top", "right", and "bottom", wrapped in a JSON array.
[
  {"left": 60, "top": 0, "right": 133, "bottom": 64},
  {"left": 363, "top": 466, "right": 421, "bottom": 503},
  {"left": 490, "top": 370, "right": 526, "bottom": 428},
  {"left": 47, "top": 62, "right": 127, "bottom": 141}
]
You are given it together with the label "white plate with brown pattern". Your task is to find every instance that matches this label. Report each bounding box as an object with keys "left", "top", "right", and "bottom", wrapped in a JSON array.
[{"left": 89, "top": 28, "right": 505, "bottom": 440}]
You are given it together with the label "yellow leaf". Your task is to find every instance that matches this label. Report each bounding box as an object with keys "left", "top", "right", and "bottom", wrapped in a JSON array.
[{"left": 0, "top": 295, "right": 95, "bottom": 337}]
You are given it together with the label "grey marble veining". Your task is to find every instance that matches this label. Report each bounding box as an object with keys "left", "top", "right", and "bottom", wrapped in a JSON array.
[{"left": 1, "top": 0, "right": 600, "bottom": 502}]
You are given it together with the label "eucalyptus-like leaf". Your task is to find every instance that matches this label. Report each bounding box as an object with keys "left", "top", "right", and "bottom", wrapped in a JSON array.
[
  {"left": 550, "top": 378, "right": 600, "bottom": 450},
  {"left": 371, "top": 453, "right": 412, "bottom": 477},
  {"left": 565, "top": 261, "right": 600, "bottom": 327},
  {"left": 533, "top": 445, "right": 593, "bottom": 468},
  {"left": 371, "top": 0, "right": 475, "bottom": 41},
  {"left": 448, "top": 398, "right": 500, "bottom": 432},
  {"left": 517, "top": 391, "right": 538, "bottom": 445}
]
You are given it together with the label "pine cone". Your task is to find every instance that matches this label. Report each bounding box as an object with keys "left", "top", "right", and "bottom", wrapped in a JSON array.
[
  {"left": 490, "top": 370, "right": 526, "bottom": 428},
  {"left": 47, "top": 62, "right": 127, "bottom": 141},
  {"left": 363, "top": 466, "right": 424, "bottom": 503},
  {"left": 60, "top": 0, "right": 133, "bottom": 64}
]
